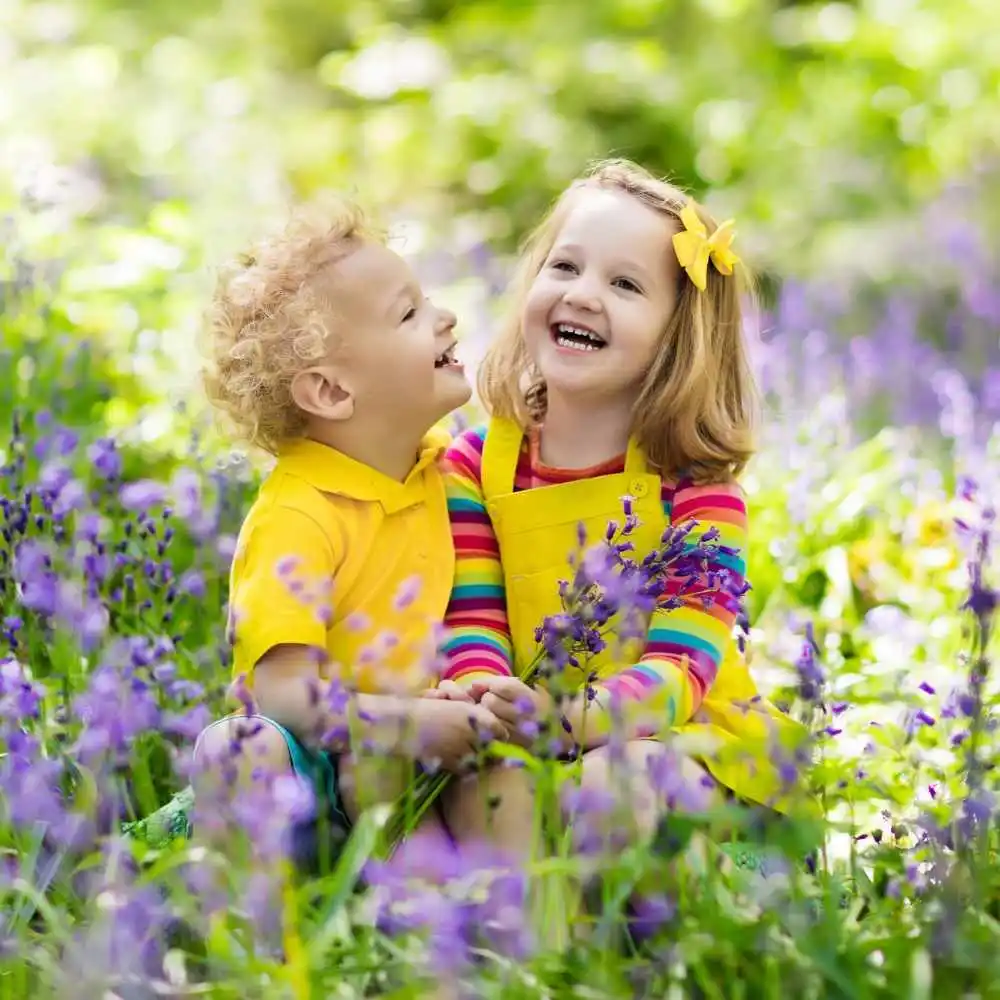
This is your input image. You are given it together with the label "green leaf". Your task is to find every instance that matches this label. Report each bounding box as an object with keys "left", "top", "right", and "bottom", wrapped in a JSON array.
[
  {"left": 308, "top": 803, "right": 391, "bottom": 940},
  {"left": 486, "top": 741, "right": 546, "bottom": 772},
  {"left": 908, "top": 948, "right": 933, "bottom": 1000}
]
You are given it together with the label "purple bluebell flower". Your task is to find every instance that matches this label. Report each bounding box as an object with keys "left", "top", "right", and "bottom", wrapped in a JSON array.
[
  {"left": 54, "top": 840, "right": 171, "bottom": 995},
  {"left": 163, "top": 703, "right": 214, "bottom": 740},
  {"left": 562, "top": 783, "right": 617, "bottom": 855},
  {"left": 0, "top": 657, "right": 45, "bottom": 719},
  {"left": 628, "top": 893, "right": 677, "bottom": 942},
  {"left": 365, "top": 827, "right": 530, "bottom": 970},
  {"left": 646, "top": 747, "right": 715, "bottom": 813},
  {"left": 0, "top": 731, "right": 66, "bottom": 831},
  {"left": 87, "top": 437, "right": 122, "bottom": 481},
  {"left": 73, "top": 665, "right": 161, "bottom": 766},
  {"left": 119, "top": 479, "right": 167, "bottom": 512},
  {"left": 794, "top": 621, "right": 825, "bottom": 706},
  {"left": 13, "top": 539, "right": 59, "bottom": 616},
  {"left": 39, "top": 460, "right": 73, "bottom": 495}
]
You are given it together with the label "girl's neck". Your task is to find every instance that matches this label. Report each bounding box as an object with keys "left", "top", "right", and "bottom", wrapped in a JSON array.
[{"left": 537, "top": 391, "right": 634, "bottom": 469}]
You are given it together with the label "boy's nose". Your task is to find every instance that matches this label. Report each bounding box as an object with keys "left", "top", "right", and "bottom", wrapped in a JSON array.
[{"left": 436, "top": 306, "right": 457, "bottom": 331}]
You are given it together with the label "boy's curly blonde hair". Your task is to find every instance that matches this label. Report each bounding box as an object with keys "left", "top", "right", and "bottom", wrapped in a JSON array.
[{"left": 203, "top": 200, "right": 380, "bottom": 454}]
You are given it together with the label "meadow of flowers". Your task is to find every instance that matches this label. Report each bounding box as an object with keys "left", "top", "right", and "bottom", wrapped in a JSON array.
[{"left": 1, "top": 166, "right": 999, "bottom": 999}]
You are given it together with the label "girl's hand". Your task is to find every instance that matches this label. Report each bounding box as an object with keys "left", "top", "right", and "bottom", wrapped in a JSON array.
[
  {"left": 476, "top": 677, "right": 570, "bottom": 750},
  {"left": 410, "top": 697, "right": 508, "bottom": 772},
  {"left": 420, "top": 680, "right": 475, "bottom": 703}
]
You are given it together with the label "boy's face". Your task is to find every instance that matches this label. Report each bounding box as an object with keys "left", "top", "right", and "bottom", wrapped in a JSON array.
[{"left": 319, "top": 242, "right": 471, "bottom": 431}]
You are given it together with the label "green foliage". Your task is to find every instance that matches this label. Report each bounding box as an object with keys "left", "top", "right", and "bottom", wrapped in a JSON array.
[
  {"left": 3, "top": 0, "right": 998, "bottom": 277},
  {"left": 1, "top": 3, "right": 999, "bottom": 995}
]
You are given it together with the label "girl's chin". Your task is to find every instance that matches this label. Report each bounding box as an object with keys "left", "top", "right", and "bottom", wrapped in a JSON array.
[{"left": 539, "top": 373, "right": 616, "bottom": 399}]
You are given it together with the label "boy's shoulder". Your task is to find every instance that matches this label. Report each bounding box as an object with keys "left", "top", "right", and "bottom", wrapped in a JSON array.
[
  {"left": 239, "top": 467, "right": 344, "bottom": 548},
  {"left": 255, "top": 464, "right": 337, "bottom": 515},
  {"left": 239, "top": 426, "right": 457, "bottom": 540}
]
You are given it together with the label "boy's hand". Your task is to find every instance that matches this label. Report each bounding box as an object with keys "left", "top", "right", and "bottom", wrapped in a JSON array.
[
  {"left": 410, "top": 697, "right": 509, "bottom": 773},
  {"left": 474, "top": 677, "right": 567, "bottom": 750},
  {"left": 419, "top": 680, "right": 475, "bottom": 703}
]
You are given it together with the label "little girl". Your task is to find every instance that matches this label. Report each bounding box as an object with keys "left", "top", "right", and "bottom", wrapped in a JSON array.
[{"left": 438, "top": 158, "right": 810, "bottom": 855}]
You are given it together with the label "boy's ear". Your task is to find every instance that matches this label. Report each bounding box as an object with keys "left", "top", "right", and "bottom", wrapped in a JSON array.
[{"left": 290, "top": 366, "right": 355, "bottom": 422}]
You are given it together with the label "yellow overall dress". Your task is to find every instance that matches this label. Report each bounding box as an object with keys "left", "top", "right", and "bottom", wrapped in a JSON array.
[{"left": 480, "top": 417, "right": 809, "bottom": 814}]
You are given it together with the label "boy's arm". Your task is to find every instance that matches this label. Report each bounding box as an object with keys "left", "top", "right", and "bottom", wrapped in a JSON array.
[
  {"left": 231, "top": 505, "right": 506, "bottom": 757},
  {"left": 228, "top": 505, "right": 366, "bottom": 745},
  {"left": 439, "top": 427, "right": 515, "bottom": 686},
  {"left": 562, "top": 480, "right": 748, "bottom": 748},
  {"left": 249, "top": 644, "right": 424, "bottom": 752},
  {"left": 229, "top": 505, "right": 339, "bottom": 678}
]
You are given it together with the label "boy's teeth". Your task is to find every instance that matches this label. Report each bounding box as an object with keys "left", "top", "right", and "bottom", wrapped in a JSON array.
[{"left": 435, "top": 345, "right": 457, "bottom": 367}]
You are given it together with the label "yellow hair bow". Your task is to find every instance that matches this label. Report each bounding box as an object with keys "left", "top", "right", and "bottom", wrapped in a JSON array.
[{"left": 672, "top": 202, "right": 740, "bottom": 292}]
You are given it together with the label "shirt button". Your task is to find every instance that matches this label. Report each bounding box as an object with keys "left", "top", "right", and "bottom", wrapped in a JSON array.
[{"left": 629, "top": 478, "right": 649, "bottom": 498}]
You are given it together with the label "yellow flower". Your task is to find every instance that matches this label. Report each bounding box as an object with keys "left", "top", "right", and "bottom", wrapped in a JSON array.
[
  {"left": 915, "top": 501, "right": 950, "bottom": 548},
  {"left": 672, "top": 202, "right": 740, "bottom": 291}
]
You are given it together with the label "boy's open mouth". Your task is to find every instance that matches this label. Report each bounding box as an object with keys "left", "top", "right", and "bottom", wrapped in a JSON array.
[
  {"left": 434, "top": 343, "right": 461, "bottom": 368},
  {"left": 550, "top": 323, "right": 607, "bottom": 352}
]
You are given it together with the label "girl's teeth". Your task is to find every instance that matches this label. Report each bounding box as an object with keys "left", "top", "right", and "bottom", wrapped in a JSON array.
[
  {"left": 555, "top": 336, "right": 601, "bottom": 351},
  {"left": 554, "top": 324, "right": 606, "bottom": 350}
]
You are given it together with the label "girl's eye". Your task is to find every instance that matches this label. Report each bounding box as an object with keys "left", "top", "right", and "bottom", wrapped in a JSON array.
[
  {"left": 614, "top": 277, "right": 642, "bottom": 293},
  {"left": 550, "top": 260, "right": 577, "bottom": 273},
  {"left": 402, "top": 306, "right": 417, "bottom": 322}
]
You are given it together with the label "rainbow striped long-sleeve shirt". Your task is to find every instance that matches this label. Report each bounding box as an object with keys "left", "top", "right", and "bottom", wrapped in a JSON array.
[{"left": 440, "top": 425, "right": 749, "bottom": 738}]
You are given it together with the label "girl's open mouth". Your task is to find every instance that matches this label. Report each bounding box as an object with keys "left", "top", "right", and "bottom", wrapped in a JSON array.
[{"left": 550, "top": 323, "right": 607, "bottom": 352}]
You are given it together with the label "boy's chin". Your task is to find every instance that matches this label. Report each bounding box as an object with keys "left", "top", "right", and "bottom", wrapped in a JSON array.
[{"left": 436, "top": 375, "right": 473, "bottom": 414}]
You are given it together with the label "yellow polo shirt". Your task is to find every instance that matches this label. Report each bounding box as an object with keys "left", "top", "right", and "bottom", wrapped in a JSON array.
[{"left": 227, "top": 428, "right": 453, "bottom": 694}]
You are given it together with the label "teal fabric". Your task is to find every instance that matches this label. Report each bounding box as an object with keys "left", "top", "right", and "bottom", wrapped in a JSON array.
[
  {"left": 256, "top": 715, "right": 343, "bottom": 818},
  {"left": 123, "top": 715, "right": 349, "bottom": 849}
]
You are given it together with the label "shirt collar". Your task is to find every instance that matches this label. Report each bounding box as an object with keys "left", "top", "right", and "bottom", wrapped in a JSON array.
[{"left": 275, "top": 425, "right": 450, "bottom": 513}]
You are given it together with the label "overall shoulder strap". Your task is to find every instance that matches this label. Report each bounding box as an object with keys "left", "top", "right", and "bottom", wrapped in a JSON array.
[
  {"left": 625, "top": 436, "right": 651, "bottom": 476},
  {"left": 480, "top": 417, "right": 524, "bottom": 502}
]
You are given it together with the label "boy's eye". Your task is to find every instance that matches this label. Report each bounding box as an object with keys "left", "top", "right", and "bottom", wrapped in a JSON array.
[
  {"left": 401, "top": 306, "right": 417, "bottom": 322},
  {"left": 614, "top": 277, "right": 642, "bottom": 294}
]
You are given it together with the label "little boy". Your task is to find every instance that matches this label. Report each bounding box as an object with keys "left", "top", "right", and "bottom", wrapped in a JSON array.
[{"left": 136, "top": 200, "right": 507, "bottom": 860}]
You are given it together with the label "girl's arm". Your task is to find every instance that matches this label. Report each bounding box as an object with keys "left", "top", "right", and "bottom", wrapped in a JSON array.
[
  {"left": 564, "top": 478, "right": 748, "bottom": 746},
  {"left": 439, "top": 427, "right": 516, "bottom": 685}
]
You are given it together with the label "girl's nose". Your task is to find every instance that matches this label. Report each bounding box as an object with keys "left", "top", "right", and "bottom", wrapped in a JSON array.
[{"left": 563, "top": 279, "right": 601, "bottom": 312}]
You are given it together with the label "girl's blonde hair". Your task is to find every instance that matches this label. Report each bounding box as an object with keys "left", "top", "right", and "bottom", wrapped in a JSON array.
[
  {"left": 202, "top": 199, "right": 379, "bottom": 455},
  {"left": 478, "top": 158, "right": 757, "bottom": 483}
]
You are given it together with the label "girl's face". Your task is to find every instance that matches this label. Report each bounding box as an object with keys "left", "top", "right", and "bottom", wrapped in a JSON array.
[{"left": 522, "top": 187, "right": 680, "bottom": 408}]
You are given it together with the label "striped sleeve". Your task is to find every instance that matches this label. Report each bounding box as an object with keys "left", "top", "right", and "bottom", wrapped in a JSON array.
[
  {"left": 584, "top": 478, "right": 747, "bottom": 740},
  {"left": 439, "top": 426, "right": 515, "bottom": 685}
]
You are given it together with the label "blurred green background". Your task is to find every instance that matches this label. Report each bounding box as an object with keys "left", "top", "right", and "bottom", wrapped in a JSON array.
[{"left": 1, "top": 0, "right": 998, "bottom": 444}]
